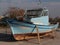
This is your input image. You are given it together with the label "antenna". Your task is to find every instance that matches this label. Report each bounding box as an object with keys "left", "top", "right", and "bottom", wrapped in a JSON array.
[
  {"left": 39, "top": 0, "right": 41, "bottom": 4},
  {"left": 37, "top": 0, "right": 41, "bottom": 5}
]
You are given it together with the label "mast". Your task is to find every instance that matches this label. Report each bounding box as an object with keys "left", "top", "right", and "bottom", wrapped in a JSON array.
[
  {"left": 39, "top": 0, "right": 41, "bottom": 4},
  {"left": 37, "top": 0, "right": 41, "bottom": 6}
]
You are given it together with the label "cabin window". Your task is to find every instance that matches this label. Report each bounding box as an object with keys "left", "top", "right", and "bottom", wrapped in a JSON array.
[{"left": 26, "top": 11, "right": 42, "bottom": 18}]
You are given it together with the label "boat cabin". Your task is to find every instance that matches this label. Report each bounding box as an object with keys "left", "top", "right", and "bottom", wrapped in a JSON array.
[
  {"left": 25, "top": 8, "right": 49, "bottom": 18},
  {"left": 24, "top": 8, "right": 49, "bottom": 25}
]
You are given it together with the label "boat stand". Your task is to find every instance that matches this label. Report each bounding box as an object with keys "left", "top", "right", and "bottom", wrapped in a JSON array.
[
  {"left": 23, "top": 25, "right": 56, "bottom": 44},
  {"left": 34, "top": 25, "right": 56, "bottom": 44},
  {"left": 23, "top": 25, "right": 41, "bottom": 44},
  {"left": 35, "top": 25, "right": 40, "bottom": 44}
]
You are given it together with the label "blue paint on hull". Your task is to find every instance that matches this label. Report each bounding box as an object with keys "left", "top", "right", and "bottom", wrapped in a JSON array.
[{"left": 7, "top": 17, "right": 59, "bottom": 34}]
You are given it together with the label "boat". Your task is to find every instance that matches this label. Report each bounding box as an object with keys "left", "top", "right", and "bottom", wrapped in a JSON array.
[
  {"left": 6, "top": 8, "right": 59, "bottom": 40},
  {"left": 4, "top": 0, "right": 58, "bottom": 40}
]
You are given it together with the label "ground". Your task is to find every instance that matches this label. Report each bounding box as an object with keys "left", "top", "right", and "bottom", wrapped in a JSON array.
[{"left": 0, "top": 27, "right": 60, "bottom": 45}]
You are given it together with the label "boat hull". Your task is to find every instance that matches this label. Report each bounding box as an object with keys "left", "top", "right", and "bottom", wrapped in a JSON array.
[{"left": 7, "top": 19, "right": 59, "bottom": 40}]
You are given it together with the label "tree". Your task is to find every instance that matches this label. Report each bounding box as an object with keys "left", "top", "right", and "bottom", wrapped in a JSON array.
[
  {"left": 7, "top": 7, "right": 25, "bottom": 21},
  {"left": 49, "top": 16, "right": 60, "bottom": 27}
]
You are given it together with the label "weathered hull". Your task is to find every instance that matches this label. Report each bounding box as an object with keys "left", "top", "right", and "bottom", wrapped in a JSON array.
[
  {"left": 7, "top": 19, "right": 59, "bottom": 40},
  {"left": 13, "top": 31, "right": 53, "bottom": 40}
]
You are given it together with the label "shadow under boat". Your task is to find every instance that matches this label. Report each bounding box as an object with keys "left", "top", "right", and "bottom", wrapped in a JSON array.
[{"left": 0, "top": 33, "right": 16, "bottom": 42}]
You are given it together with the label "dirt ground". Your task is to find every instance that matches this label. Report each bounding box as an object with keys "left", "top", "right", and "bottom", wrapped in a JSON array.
[{"left": 0, "top": 27, "right": 60, "bottom": 45}]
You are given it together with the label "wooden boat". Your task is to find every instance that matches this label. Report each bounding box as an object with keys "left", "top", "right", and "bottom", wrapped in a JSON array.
[{"left": 6, "top": 8, "right": 59, "bottom": 40}]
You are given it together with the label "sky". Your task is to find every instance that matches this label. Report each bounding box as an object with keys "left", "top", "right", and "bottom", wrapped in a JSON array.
[
  {"left": 0, "top": 0, "right": 60, "bottom": 18},
  {"left": 42, "top": 0, "right": 60, "bottom": 2}
]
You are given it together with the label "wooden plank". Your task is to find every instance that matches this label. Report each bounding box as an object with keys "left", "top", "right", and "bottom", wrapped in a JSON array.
[{"left": 35, "top": 25, "right": 40, "bottom": 44}]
